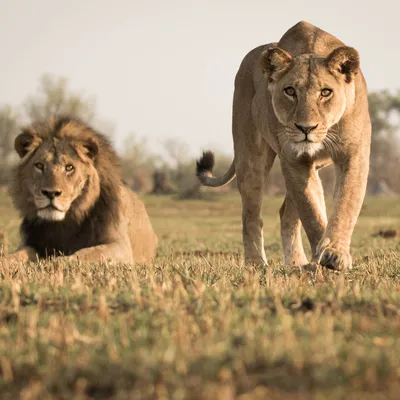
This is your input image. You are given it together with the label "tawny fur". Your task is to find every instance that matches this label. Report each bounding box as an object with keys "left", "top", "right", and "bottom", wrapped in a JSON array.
[
  {"left": 3, "top": 117, "right": 157, "bottom": 265},
  {"left": 196, "top": 21, "right": 371, "bottom": 271}
]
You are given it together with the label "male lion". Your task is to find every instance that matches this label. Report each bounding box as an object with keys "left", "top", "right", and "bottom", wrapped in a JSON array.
[
  {"left": 196, "top": 21, "right": 371, "bottom": 271},
  {"left": 2, "top": 117, "right": 157, "bottom": 265}
]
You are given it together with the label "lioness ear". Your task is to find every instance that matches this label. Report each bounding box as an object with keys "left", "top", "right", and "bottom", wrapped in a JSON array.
[
  {"left": 326, "top": 46, "right": 360, "bottom": 83},
  {"left": 74, "top": 137, "right": 99, "bottom": 161},
  {"left": 14, "top": 131, "right": 42, "bottom": 158},
  {"left": 261, "top": 47, "right": 293, "bottom": 82}
]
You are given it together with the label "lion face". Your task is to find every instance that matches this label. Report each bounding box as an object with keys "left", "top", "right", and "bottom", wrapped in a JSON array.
[
  {"left": 262, "top": 46, "right": 359, "bottom": 157},
  {"left": 12, "top": 119, "right": 102, "bottom": 222},
  {"left": 25, "top": 144, "right": 95, "bottom": 221}
]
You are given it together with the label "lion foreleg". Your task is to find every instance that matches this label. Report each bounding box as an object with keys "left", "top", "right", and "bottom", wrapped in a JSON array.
[
  {"left": 0, "top": 246, "right": 38, "bottom": 272},
  {"left": 65, "top": 241, "right": 133, "bottom": 264}
]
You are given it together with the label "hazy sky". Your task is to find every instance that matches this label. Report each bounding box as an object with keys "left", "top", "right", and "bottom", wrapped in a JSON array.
[{"left": 1, "top": 0, "right": 398, "bottom": 156}]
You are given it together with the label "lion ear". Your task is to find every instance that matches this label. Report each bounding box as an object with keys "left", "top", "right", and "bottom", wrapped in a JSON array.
[
  {"left": 82, "top": 137, "right": 99, "bottom": 159},
  {"left": 74, "top": 137, "right": 99, "bottom": 161},
  {"left": 14, "top": 131, "right": 42, "bottom": 158},
  {"left": 326, "top": 46, "right": 360, "bottom": 83},
  {"left": 261, "top": 47, "right": 293, "bottom": 82}
]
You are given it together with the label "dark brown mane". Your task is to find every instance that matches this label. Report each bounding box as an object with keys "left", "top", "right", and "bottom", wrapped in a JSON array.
[{"left": 11, "top": 116, "right": 123, "bottom": 258}]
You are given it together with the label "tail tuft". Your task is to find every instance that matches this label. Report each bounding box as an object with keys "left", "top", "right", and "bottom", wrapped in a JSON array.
[{"left": 196, "top": 151, "right": 215, "bottom": 176}]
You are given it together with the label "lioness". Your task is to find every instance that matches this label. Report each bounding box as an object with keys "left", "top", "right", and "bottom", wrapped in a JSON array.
[
  {"left": 2, "top": 117, "right": 157, "bottom": 265},
  {"left": 197, "top": 21, "right": 371, "bottom": 270}
]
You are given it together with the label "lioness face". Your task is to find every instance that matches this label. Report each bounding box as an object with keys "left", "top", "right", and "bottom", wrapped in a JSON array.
[{"left": 262, "top": 47, "right": 359, "bottom": 157}]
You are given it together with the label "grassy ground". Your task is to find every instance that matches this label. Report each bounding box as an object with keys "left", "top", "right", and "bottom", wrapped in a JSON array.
[{"left": 0, "top": 192, "right": 399, "bottom": 399}]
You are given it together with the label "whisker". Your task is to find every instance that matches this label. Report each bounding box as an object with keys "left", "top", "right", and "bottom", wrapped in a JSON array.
[
  {"left": 328, "top": 132, "right": 344, "bottom": 150},
  {"left": 276, "top": 130, "right": 292, "bottom": 154},
  {"left": 325, "top": 133, "right": 344, "bottom": 157},
  {"left": 323, "top": 138, "right": 333, "bottom": 155},
  {"left": 276, "top": 130, "right": 287, "bottom": 139}
]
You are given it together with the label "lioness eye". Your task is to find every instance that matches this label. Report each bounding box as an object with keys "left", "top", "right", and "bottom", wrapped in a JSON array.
[
  {"left": 284, "top": 87, "right": 296, "bottom": 97},
  {"left": 65, "top": 164, "right": 74, "bottom": 172},
  {"left": 35, "top": 162, "right": 44, "bottom": 171},
  {"left": 321, "top": 88, "right": 332, "bottom": 97}
]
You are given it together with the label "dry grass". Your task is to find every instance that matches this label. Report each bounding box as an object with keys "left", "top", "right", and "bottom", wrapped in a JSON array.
[{"left": 0, "top": 193, "right": 399, "bottom": 399}]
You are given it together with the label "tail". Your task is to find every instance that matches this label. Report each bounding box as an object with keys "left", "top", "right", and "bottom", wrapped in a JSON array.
[{"left": 196, "top": 151, "right": 236, "bottom": 187}]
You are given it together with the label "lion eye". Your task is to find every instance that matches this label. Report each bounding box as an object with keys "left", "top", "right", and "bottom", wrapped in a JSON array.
[
  {"left": 34, "top": 162, "right": 44, "bottom": 171},
  {"left": 321, "top": 88, "right": 332, "bottom": 97},
  {"left": 65, "top": 164, "right": 75, "bottom": 172},
  {"left": 284, "top": 87, "right": 296, "bottom": 97}
]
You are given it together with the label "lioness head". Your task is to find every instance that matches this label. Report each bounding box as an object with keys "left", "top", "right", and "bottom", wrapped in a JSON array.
[
  {"left": 261, "top": 46, "right": 359, "bottom": 157},
  {"left": 11, "top": 118, "right": 112, "bottom": 222}
]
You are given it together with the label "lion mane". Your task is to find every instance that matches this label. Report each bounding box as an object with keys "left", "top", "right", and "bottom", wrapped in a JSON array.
[{"left": 6, "top": 117, "right": 157, "bottom": 263}]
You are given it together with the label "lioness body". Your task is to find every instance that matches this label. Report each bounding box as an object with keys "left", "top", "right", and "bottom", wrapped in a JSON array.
[
  {"left": 4, "top": 117, "right": 157, "bottom": 265},
  {"left": 197, "top": 21, "right": 371, "bottom": 270}
]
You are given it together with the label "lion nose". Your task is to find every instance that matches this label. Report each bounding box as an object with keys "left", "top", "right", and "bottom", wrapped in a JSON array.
[
  {"left": 295, "top": 124, "right": 318, "bottom": 135},
  {"left": 41, "top": 189, "right": 62, "bottom": 200}
]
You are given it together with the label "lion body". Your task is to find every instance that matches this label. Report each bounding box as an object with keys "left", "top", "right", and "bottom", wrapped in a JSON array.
[
  {"left": 197, "top": 21, "right": 371, "bottom": 270},
  {"left": 6, "top": 117, "right": 157, "bottom": 264}
]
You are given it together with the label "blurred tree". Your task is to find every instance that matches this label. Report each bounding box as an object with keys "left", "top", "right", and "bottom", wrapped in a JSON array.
[
  {"left": 162, "top": 138, "right": 203, "bottom": 199},
  {"left": 164, "top": 138, "right": 193, "bottom": 194},
  {"left": 368, "top": 90, "right": 400, "bottom": 194},
  {"left": 24, "top": 74, "right": 96, "bottom": 123},
  {"left": 24, "top": 72, "right": 115, "bottom": 137},
  {"left": 0, "top": 74, "right": 102, "bottom": 185},
  {"left": 0, "top": 105, "right": 21, "bottom": 184},
  {"left": 164, "top": 138, "right": 190, "bottom": 167},
  {"left": 152, "top": 170, "right": 174, "bottom": 194},
  {"left": 0, "top": 105, "right": 20, "bottom": 159},
  {"left": 120, "top": 134, "right": 160, "bottom": 194}
]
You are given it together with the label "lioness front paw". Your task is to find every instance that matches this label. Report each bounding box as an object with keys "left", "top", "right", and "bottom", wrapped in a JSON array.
[{"left": 319, "top": 248, "right": 352, "bottom": 271}]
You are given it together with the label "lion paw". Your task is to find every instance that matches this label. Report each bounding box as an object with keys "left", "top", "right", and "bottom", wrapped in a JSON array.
[{"left": 319, "top": 248, "right": 352, "bottom": 271}]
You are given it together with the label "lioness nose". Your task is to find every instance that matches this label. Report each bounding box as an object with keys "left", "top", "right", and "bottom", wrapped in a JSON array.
[
  {"left": 295, "top": 124, "right": 318, "bottom": 135},
  {"left": 41, "top": 189, "right": 62, "bottom": 200}
]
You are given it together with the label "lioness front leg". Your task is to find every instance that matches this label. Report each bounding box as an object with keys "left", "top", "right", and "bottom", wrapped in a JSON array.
[
  {"left": 236, "top": 142, "right": 276, "bottom": 266},
  {"left": 280, "top": 159, "right": 328, "bottom": 261},
  {"left": 279, "top": 195, "right": 308, "bottom": 267},
  {"left": 317, "top": 155, "right": 369, "bottom": 270}
]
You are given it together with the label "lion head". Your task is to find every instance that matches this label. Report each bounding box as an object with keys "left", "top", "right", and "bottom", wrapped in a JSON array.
[
  {"left": 261, "top": 46, "right": 360, "bottom": 157},
  {"left": 11, "top": 117, "right": 121, "bottom": 224}
]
